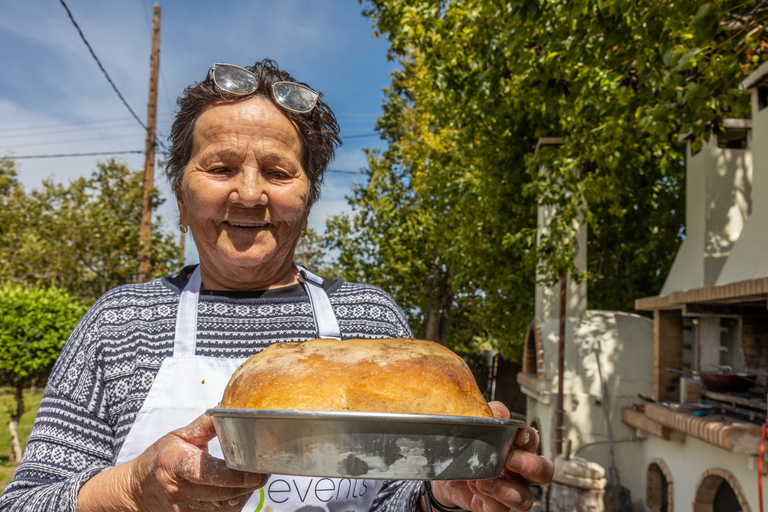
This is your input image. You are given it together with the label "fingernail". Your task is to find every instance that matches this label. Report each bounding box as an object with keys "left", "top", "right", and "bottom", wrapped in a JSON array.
[
  {"left": 523, "top": 430, "right": 531, "bottom": 445},
  {"left": 245, "top": 473, "right": 263, "bottom": 486},
  {"left": 212, "top": 501, "right": 221, "bottom": 508},
  {"left": 505, "top": 450, "right": 523, "bottom": 471},
  {"left": 480, "top": 479, "right": 497, "bottom": 493},
  {"left": 228, "top": 498, "right": 241, "bottom": 506}
]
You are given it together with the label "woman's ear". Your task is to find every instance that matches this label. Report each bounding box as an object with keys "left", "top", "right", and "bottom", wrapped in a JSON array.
[
  {"left": 177, "top": 194, "right": 188, "bottom": 226},
  {"left": 302, "top": 202, "right": 312, "bottom": 231}
]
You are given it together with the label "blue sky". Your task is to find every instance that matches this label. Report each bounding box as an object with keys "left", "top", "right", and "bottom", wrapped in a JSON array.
[{"left": 0, "top": 0, "right": 396, "bottom": 262}]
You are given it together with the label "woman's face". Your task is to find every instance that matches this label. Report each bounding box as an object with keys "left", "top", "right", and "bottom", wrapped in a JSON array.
[{"left": 178, "top": 95, "right": 311, "bottom": 290}]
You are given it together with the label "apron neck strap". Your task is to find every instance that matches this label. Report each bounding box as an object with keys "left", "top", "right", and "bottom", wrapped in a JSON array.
[
  {"left": 295, "top": 263, "right": 341, "bottom": 340},
  {"left": 173, "top": 266, "right": 202, "bottom": 358},
  {"left": 173, "top": 264, "right": 341, "bottom": 358}
]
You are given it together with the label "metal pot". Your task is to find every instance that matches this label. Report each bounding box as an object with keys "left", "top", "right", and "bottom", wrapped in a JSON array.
[
  {"left": 664, "top": 367, "right": 757, "bottom": 393},
  {"left": 698, "top": 373, "right": 757, "bottom": 393}
]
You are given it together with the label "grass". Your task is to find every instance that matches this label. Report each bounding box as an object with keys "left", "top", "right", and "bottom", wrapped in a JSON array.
[{"left": 0, "top": 387, "right": 44, "bottom": 491}]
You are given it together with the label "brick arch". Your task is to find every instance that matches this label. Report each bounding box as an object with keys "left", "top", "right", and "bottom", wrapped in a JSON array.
[
  {"left": 646, "top": 458, "right": 673, "bottom": 512},
  {"left": 693, "top": 468, "right": 751, "bottom": 512},
  {"left": 522, "top": 319, "right": 544, "bottom": 376}
]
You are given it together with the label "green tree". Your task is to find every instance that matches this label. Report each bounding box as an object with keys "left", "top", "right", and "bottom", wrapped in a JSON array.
[
  {"left": 0, "top": 284, "right": 87, "bottom": 463},
  {"left": 329, "top": 0, "right": 767, "bottom": 357},
  {"left": 294, "top": 228, "right": 332, "bottom": 272},
  {"left": 0, "top": 158, "right": 180, "bottom": 304}
]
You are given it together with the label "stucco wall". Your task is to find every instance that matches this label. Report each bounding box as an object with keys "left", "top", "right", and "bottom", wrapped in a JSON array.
[
  {"left": 717, "top": 94, "right": 768, "bottom": 285},
  {"left": 663, "top": 132, "right": 753, "bottom": 294},
  {"left": 643, "top": 434, "right": 760, "bottom": 512},
  {"left": 524, "top": 310, "right": 654, "bottom": 504}
]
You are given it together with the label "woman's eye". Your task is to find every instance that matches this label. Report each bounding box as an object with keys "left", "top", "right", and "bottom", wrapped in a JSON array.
[
  {"left": 209, "top": 167, "right": 231, "bottom": 174},
  {"left": 269, "top": 170, "right": 290, "bottom": 179}
]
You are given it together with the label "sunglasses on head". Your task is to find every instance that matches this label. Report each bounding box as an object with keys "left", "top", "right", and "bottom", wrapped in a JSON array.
[{"left": 207, "top": 63, "right": 319, "bottom": 114}]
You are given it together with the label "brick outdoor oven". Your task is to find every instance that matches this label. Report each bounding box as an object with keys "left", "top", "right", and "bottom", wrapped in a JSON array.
[{"left": 623, "top": 61, "right": 768, "bottom": 512}]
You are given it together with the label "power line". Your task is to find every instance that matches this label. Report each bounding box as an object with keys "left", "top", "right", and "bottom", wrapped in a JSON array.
[
  {"left": 5, "top": 151, "right": 144, "bottom": 160},
  {"left": 0, "top": 115, "right": 173, "bottom": 135},
  {"left": 326, "top": 169, "right": 360, "bottom": 175},
  {"left": 0, "top": 121, "right": 145, "bottom": 141},
  {"left": 4, "top": 153, "right": 360, "bottom": 175},
  {"left": 340, "top": 133, "right": 379, "bottom": 140},
  {"left": 2, "top": 132, "right": 149, "bottom": 149},
  {"left": 58, "top": 0, "right": 167, "bottom": 150}
]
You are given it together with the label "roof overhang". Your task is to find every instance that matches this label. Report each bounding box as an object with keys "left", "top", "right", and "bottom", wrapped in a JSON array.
[
  {"left": 635, "top": 276, "right": 768, "bottom": 311},
  {"left": 741, "top": 59, "right": 768, "bottom": 91}
]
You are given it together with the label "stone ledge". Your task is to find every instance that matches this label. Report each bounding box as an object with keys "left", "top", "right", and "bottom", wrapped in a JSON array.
[
  {"left": 621, "top": 407, "right": 672, "bottom": 440},
  {"left": 516, "top": 371, "right": 549, "bottom": 393},
  {"left": 644, "top": 402, "right": 762, "bottom": 454}
]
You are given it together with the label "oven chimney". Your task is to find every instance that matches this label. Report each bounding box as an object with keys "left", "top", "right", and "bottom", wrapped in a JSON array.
[
  {"left": 534, "top": 138, "right": 587, "bottom": 322},
  {"left": 660, "top": 119, "right": 752, "bottom": 295},
  {"left": 715, "top": 62, "right": 768, "bottom": 285}
]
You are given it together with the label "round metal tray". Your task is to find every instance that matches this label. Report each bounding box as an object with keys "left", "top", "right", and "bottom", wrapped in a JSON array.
[{"left": 208, "top": 408, "right": 524, "bottom": 481}]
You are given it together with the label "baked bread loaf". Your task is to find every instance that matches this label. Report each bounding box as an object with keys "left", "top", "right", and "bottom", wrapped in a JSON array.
[{"left": 221, "top": 338, "right": 493, "bottom": 418}]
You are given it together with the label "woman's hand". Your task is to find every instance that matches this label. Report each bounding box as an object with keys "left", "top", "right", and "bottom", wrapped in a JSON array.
[
  {"left": 78, "top": 413, "right": 268, "bottom": 511},
  {"left": 427, "top": 402, "right": 554, "bottom": 512}
]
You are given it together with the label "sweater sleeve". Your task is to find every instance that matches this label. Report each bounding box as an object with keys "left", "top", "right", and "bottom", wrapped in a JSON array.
[
  {"left": 0, "top": 301, "right": 115, "bottom": 511},
  {"left": 370, "top": 480, "right": 423, "bottom": 512}
]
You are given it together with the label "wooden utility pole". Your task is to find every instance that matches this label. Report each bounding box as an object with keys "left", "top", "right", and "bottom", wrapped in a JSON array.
[
  {"left": 556, "top": 274, "right": 566, "bottom": 455},
  {"left": 137, "top": 3, "right": 161, "bottom": 283}
]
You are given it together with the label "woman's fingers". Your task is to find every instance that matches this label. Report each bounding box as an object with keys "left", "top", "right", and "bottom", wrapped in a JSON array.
[
  {"left": 513, "top": 425, "right": 540, "bottom": 452},
  {"left": 429, "top": 403, "right": 552, "bottom": 511},
  {"left": 124, "top": 413, "right": 268, "bottom": 511},
  {"left": 432, "top": 478, "right": 537, "bottom": 512},
  {"left": 173, "top": 413, "right": 218, "bottom": 449},
  {"left": 473, "top": 477, "right": 536, "bottom": 512},
  {"left": 488, "top": 401, "right": 510, "bottom": 419},
  {"left": 431, "top": 480, "right": 476, "bottom": 510},
  {"left": 504, "top": 449, "right": 553, "bottom": 486},
  {"left": 170, "top": 414, "right": 268, "bottom": 489}
]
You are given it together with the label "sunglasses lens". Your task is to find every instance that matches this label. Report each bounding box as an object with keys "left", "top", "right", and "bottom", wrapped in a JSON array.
[
  {"left": 273, "top": 82, "right": 318, "bottom": 113},
  {"left": 213, "top": 64, "right": 258, "bottom": 95}
]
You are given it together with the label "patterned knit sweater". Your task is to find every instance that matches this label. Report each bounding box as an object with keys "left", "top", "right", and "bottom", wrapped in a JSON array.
[{"left": 0, "top": 267, "right": 423, "bottom": 511}]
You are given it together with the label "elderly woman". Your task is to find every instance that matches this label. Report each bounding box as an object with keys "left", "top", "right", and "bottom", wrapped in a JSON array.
[{"left": 0, "top": 59, "right": 552, "bottom": 512}]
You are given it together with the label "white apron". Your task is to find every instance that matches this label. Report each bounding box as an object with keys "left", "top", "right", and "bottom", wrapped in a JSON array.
[{"left": 115, "top": 265, "right": 383, "bottom": 511}]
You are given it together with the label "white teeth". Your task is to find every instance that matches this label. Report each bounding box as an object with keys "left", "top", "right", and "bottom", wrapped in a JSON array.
[{"left": 228, "top": 221, "right": 268, "bottom": 228}]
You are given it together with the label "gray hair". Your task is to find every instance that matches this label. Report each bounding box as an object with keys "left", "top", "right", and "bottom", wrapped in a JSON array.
[{"left": 165, "top": 58, "right": 341, "bottom": 205}]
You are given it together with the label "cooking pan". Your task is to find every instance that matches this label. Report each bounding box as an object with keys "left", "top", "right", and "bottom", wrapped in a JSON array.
[
  {"left": 664, "top": 367, "right": 757, "bottom": 393},
  {"left": 698, "top": 373, "right": 757, "bottom": 393},
  {"left": 209, "top": 408, "right": 524, "bottom": 480}
]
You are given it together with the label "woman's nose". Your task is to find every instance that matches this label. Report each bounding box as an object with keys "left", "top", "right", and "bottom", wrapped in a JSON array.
[{"left": 229, "top": 170, "right": 267, "bottom": 206}]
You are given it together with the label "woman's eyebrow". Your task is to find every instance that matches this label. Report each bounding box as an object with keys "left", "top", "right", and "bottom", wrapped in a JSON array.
[
  {"left": 259, "top": 154, "right": 302, "bottom": 172},
  {"left": 195, "top": 148, "right": 244, "bottom": 165}
]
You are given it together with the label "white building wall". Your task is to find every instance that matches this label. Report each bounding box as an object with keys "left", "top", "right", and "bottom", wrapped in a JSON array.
[
  {"left": 662, "top": 130, "right": 753, "bottom": 294},
  {"left": 643, "top": 434, "right": 761, "bottom": 512},
  {"left": 717, "top": 88, "right": 768, "bottom": 284},
  {"left": 525, "top": 311, "right": 653, "bottom": 508}
]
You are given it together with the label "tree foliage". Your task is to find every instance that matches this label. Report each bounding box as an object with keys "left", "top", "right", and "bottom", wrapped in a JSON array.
[
  {"left": 0, "top": 158, "right": 181, "bottom": 304},
  {"left": 326, "top": 1, "right": 767, "bottom": 358},
  {"left": 0, "top": 284, "right": 87, "bottom": 462}
]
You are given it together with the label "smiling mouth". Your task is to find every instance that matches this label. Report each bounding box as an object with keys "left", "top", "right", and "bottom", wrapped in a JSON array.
[{"left": 225, "top": 221, "right": 271, "bottom": 229}]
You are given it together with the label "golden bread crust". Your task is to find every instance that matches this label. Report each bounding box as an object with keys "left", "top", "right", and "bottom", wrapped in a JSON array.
[{"left": 220, "top": 338, "right": 492, "bottom": 418}]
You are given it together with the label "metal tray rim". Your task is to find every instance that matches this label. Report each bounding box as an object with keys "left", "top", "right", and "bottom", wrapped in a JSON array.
[{"left": 208, "top": 408, "right": 525, "bottom": 428}]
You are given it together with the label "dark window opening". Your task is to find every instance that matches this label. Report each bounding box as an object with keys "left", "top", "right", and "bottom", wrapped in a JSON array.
[
  {"left": 712, "top": 481, "right": 741, "bottom": 512},
  {"left": 716, "top": 128, "right": 749, "bottom": 150},
  {"left": 647, "top": 463, "right": 670, "bottom": 512},
  {"left": 758, "top": 85, "right": 768, "bottom": 111}
]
